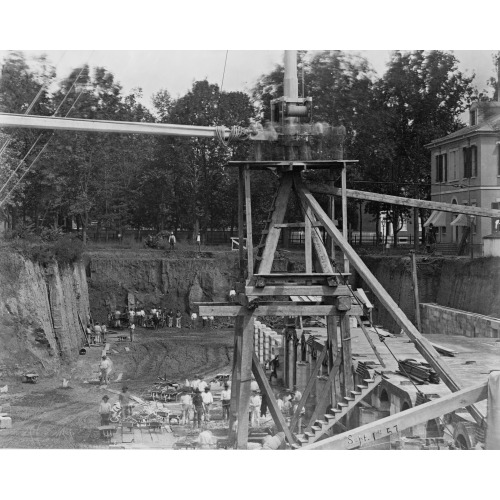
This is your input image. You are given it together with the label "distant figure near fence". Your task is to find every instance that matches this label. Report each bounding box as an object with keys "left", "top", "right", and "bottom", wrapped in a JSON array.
[{"left": 169, "top": 232, "right": 176, "bottom": 250}]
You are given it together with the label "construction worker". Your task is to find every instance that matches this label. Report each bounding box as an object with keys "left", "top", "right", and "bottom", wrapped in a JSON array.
[
  {"left": 119, "top": 386, "right": 132, "bottom": 418},
  {"left": 99, "top": 355, "right": 112, "bottom": 385},
  {"left": 94, "top": 322, "right": 102, "bottom": 344},
  {"left": 221, "top": 383, "right": 231, "bottom": 421},
  {"left": 201, "top": 386, "right": 213, "bottom": 422},
  {"left": 196, "top": 232, "right": 201, "bottom": 252},
  {"left": 292, "top": 385, "right": 302, "bottom": 413},
  {"left": 180, "top": 391, "right": 193, "bottom": 425},
  {"left": 169, "top": 232, "right": 176, "bottom": 250},
  {"left": 198, "top": 375, "right": 207, "bottom": 393},
  {"left": 249, "top": 390, "right": 261, "bottom": 427},
  {"left": 192, "top": 388, "right": 204, "bottom": 428},
  {"left": 176, "top": 310, "right": 182, "bottom": 328},
  {"left": 129, "top": 322, "right": 135, "bottom": 342},
  {"left": 99, "top": 395, "right": 112, "bottom": 426}
]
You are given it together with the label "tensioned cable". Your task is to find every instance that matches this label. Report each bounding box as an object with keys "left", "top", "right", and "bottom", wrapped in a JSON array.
[
  {"left": 0, "top": 51, "right": 67, "bottom": 157},
  {"left": 0, "top": 51, "right": 94, "bottom": 199}
]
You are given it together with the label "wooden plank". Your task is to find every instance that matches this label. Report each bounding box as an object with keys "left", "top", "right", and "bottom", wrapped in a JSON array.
[
  {"left": 305, "top": 354, "right": 342, "bottom": 432},
  {"left": 410, "top": 251, "right": 422, "bottom": 331},
  {"left": 245, "top": 285, "right": 350, "bottom": 296},
  {"left": 238, "top": 165, "right": 246, "bottom": 279},
  {"left": 244, "top": 166, "right": 254, "bottom": 279},
  {"left": 257, "top": 174, "right": 294, "bottom": 274},
  {"left": 305, "top": 205, "right": 312, "bottom": 273},
  {"left": 294, "top": 174, "right": 485, "bottom": 425},
  {"left": 341, "top": 165, "right": 349, "bottom": 273},
  {"left": 197, "top": 303, "right": 363, "bottom": 317},
  {"left": 274, "top": 222, "right": 323, "bottom": 228},
  {"left": 251, "top": 352, "right": 296, "bottom": 444},
  {"left": 340, "top": 312, "right": 354, "bottom": 394},
  {"left": 307, "top": 183, "right": 500, "bottom": 219},
  {"left": 236, "top": 314, "right": 254, "bottom": 449},
  {"left": 255, "top": 273, "right": 344, "bottom": 278},
  {"left": 327, "top": 313, "right": 339, "bottom": 407},
  {"left": 356, "top": 316, "right": 386, "bottom": 367},
  {"left": 289, "top": 344, "right": 329, "bottom": 432},
  {"left": 301, "top": 381, "right": 488, "bottom": 450}
]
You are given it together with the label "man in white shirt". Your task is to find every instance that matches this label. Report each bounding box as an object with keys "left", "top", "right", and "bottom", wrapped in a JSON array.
[
  {"left": 93, "top": 323, "right": 102, "bottom": 344},
  {"left": 196, "top": 233, "right": 201, "bottom": 252},
  {"left": 198, "top": 376, "right": 207, "bottom": 393},
  {"left": 201, "top": 386, "right": 213, "bottom": 422},
  {"left": 99, "top": 355, "right": 112, "bottom": 385},
  {"left": 191, "top": 375, "right": 200, "bottom": 392},
  {"left": 249, "top": 390, "right": 261, "bottom": 427},
  {"left": 180, "top": 392, "right": 193, "bottom": 425},
  {"left": 221, "top": 383, "right": 231, "bottom": 421}
]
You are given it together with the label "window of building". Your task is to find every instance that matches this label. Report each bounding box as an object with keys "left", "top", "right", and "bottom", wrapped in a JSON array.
[
  {"left": 463, "top": 145, "right": 477, "bottom": 178},
  {"left": 435, "top": 153, "right": 447, "bottom": 182},
  {"left": 449, "top": 150, "right": 457, "bottom": 180}
]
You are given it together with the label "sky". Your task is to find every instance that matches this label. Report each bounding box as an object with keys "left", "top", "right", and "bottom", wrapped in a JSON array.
[{"left": 0, "top": 50, "right": 498, "bottom": 112}]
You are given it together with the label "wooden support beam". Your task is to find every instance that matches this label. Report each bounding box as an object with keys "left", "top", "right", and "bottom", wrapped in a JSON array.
[
  {"left": 238, "top": 166, "right": 246, "bottom": 279},
  {"left": 235, "top": 314, "right": 254, "bottom": 449},
  {"left": 339, "top": 312, "right": 354, "bottom": 394},
  {"left": 245, "top": 285, "right": 350, "bottom": 297},
  {"left": 294, "top": 175, "right": 485, "bottom": 426},
  {"left": 341, "top": 165, "right": 349, "bottom": 273},
  {"left": 307, "top": 183, "right": 500, "bottom": 219},
  {"left": 229, "top": 317, "right": 243, "bottom": 439},
  {"left": 289, "top": 343, "right": 329, "bottom": 432},
  {"left": 410, "top": 251, "right": 422, "bottom": 331},
  {"left": 197, "top": 303, "right": 363, "bottom": 317},
  {"left": 356, "top": 316, "right": 386, "bottom": 368},
  {"left": 301, "top": 381, "right": 488, "bottom": 450},
  {"left": 327, "top": 313, "right": 339, "bottom": 406},
  {"left": 257, "top": 174, "right": 294, "bottom": 274},
  {"left": 244, "top": 166, "right": 254, "bottom": 279},
  {"left": 251, "top": 352, "right": 296, "bottom": 445},
  {"left": 309, "top": 212, "right": 335, "bottom": 274},
  {"left": 305, "top": 353, "right": 342, "bottom": 432},
  {"left": 274, "top": 222, "right": 323, "bottom": 228},
  {"left": 305, "top": 205, "right": 312, "bottom": 273}
]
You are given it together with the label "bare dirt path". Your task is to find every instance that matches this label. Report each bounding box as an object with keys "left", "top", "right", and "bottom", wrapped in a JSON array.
[{"left": 0, "top": 326, "right": 234, "bottom": 449}]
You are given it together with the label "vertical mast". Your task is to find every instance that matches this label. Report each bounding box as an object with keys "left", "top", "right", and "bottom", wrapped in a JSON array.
[{"left": 284, "top": 50, "right": 299, "bottom": 99}]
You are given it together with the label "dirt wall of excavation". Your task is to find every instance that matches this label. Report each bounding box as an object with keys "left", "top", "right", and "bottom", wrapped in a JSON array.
[
  {"left": 0, "top": 251, "right": 89, "bottom": 377},
  {"left": 354, "top": 256, "right": 500, "bottom": 334}
]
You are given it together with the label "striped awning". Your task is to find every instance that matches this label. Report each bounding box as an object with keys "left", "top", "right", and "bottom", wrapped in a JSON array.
[
  {"left": 424, "top": 210, "right": 447, "bottom": 227},
  {"left": 450, "top": 213, "right": 469, "bottom": 226}
]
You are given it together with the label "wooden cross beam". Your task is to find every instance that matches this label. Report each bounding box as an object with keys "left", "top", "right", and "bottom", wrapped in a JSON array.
[
  {"left": 245, "top": 284, "right": 350, "bottom": 297},
  {"left": 307, "top": 183, "right": 500, "bottom": 219},
  {"left": 197, "top": 303, "right": 363, "bottom": 317},
  {"left": 300, "top": 381, "right": 488, "bottom": 450},
  {"left": 293, "top": 173, "right": 485, "bottom": 426}
]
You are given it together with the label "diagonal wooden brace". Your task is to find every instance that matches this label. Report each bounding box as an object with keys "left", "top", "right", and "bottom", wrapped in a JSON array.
[{"left": 293, "top": 173, "right": 484, "bottom": 426}]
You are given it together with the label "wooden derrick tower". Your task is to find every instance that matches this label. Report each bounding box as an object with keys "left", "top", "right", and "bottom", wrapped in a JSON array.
[{"left": 197, "top": 50, "right": 485, "bottom": 449}]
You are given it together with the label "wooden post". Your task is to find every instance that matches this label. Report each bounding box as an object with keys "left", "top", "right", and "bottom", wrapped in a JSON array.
[
  {"left": 238, "top": 165, "right": 245, "bottom": 279},
  {"left": 486, "top": 371, "right": 500, "bottom": 450},
  {"left": 327, "top": 313, "right": 339, "bottom": 408},
  {"left": 305, "top": 205, "right": 312, "bottom": 273},
  {"left": 293, "top": 175, "right": 485, "bottom": 425},
  {"left": 244, "top": 166, "right": 254, "bottom": 279},
  {"left": 339, "top": 310, "right": 353, "bottom": 394},
  {"left": 228, "top": 317, "right": 243, "bottom": 440},
  {"left": 341, "top": 163, "right": 349, "bottom": 273},
  {"left": 410, "top": 250, "right": 422, "bottom": 331},
  {"left": 413, "top": 207, "right": 419, "bottom": 251},
  {"left": 328, "top": 167, "right": 335, "bottom": 262},
  {"left": 252, "top": 353, "right": 296, "bottom": 445},
  {"left": 235, "top": 313, "right": 254, "bottom": 449}
]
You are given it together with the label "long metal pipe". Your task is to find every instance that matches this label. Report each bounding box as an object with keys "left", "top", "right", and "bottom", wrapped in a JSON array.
[
  {"left": 284, "top": 50, "right": 299, "bottom": 99},
  {"left": 0, "top": 112, "right": 232, "bottom": 139}
]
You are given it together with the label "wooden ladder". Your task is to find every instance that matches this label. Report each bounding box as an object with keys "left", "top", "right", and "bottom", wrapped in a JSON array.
[{"left": 293, "top": 374, "right": 382, "bottom": 447}]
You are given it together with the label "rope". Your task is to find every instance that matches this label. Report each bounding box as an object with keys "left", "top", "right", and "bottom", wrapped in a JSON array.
[{"left": 214, "top": 125, "right": 250, "bottom": 147}]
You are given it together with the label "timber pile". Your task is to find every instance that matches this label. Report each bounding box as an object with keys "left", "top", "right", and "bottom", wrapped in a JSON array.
[{"left": 397, "top": 359, "right": 440, "bottom": 385}]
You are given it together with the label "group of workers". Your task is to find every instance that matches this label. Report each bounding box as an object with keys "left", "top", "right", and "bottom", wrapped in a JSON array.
[
  {"left": 86, "top": 322, "right": 107, "bottom": 344},
  {"left": 98, "top": 386, "right": 132, "bottom": 426},
  {"left": 109, "top": 307, "right": 183, "bottom": 329}
]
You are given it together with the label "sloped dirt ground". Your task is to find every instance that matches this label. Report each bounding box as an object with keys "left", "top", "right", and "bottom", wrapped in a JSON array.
[{"left": 0, "top": 326, "right": 234, "bottom": 449}]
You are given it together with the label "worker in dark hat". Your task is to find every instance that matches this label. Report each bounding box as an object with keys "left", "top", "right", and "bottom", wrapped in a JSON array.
[
  {"left": 201, "top": 385, "right": 214, "bottom": 422},
  {"left": 221, "top": 383, "right": 231, "bottom": 421},
  {"left": 99, "top": 395, "right": 111, "bottom": 426},
  {"left": 192, "top": 388, "right": 204, "bottom": 428}
]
